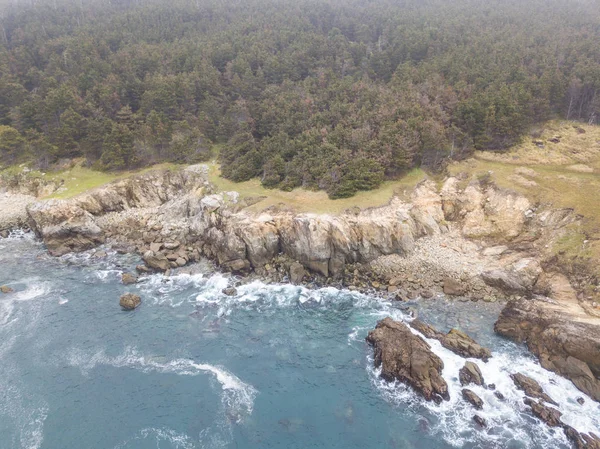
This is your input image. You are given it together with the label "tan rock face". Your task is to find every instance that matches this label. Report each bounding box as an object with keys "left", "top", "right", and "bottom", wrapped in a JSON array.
[
  {"left": 366, "top": 317, "right": 449, "bottom": 403},
  {"left": 460, "top": 185, "right": 530, "bottom": 241},
  {"left": 27, "top": 200, "right": 105, "bottom": 255}
]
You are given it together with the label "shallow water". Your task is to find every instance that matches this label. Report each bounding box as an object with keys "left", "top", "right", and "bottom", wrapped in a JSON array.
[{"left": 0, "top": 234, "right": 598, "bottom": 449}]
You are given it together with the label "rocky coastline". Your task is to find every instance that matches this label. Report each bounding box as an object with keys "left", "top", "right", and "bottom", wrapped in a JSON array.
[{"left": 1, "top": 164, "right": 599, "bottom": 447}]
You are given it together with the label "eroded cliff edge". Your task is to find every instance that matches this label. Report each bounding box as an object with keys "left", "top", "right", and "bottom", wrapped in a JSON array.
[{"left": 3, "top": 164, "right": 599, "bottom": 404}]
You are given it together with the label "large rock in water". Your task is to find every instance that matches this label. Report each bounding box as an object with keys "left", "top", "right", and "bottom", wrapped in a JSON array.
[
  {"left": 459, "top": 361, "right": 485, "bottom": 386},
  {"left": 119, "top": 293, "right": 141, "bottom": 310},
  {"left": 495, "top": 299, "right": 600, "bottom": 402},
  {"left": 462, "top": 389, "right": 484, "bottom": 410},
  {"left": 366, "top": 317, "right": 449, "bottom": 403},
  {"left": 510, "top": 372, "right": 557, "bottom": 405},
  {"left": 410, "top": 319, "right": 492, "bottom": 361},
  {"left": 523, "top": 398, "right": 562, "bottom": 427}
]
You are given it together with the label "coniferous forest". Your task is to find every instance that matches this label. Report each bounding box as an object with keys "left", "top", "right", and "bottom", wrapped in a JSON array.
[{"left": 0, "top": 0, "right": 599, "bottom": 197}]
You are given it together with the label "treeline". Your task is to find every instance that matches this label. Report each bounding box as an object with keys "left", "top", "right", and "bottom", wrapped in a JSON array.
[{"left": 0, "top": 0, "right": 599, "bottom": 197}]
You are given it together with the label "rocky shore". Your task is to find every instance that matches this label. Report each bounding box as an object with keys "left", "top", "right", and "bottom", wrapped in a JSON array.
[
  {"left": 1, "top": 164, "right": 599, "bottom": 440},
  {"left": 366, "top": 316, "right": 600, "bottom": 448}
]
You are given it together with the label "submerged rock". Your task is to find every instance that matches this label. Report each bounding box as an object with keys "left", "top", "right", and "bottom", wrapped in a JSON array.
[
  {"left": 0, "top": 285, "right": 13, "bottom": 294},
  {"left": 121, "top": 273, "right": 138, "bottom": 285},
  {"left": 510, "top": 373, "right": 557, "bottom": 405},
  {"left": 222, "top": 287, "right": 237, "bottom": 296},
  {"left": 366, "top": 317, "right": 449, "bottom": 403},
  {"left": 410, "top": 319, "right": 492, "bottom": 361},
  {"left": 459, "top": 361, "right": 485, "bottom": 387},
  {"left": 496, "top": 299, "right": 600, "bottom": 402},
  {"left": 119, "top": 293, "right": 141, "bottom": 310},
  {"left": 462, "top": 389, "right": 484, "bottom": 410}
]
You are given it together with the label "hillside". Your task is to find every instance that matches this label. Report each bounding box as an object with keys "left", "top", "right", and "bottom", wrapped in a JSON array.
[{"left": 1, "top": 0, "right": 600, "bottom": 198}]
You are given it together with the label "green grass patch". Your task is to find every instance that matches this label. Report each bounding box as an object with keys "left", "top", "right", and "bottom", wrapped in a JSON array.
[{"left": 206, "top": 161, "right": 428, "bottom": 214}]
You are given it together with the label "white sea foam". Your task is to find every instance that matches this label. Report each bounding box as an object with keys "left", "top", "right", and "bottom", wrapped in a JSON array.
[
  {"left": 114, "top": 427, "right": 196, "bottom": 449},
  {"left": 66, "top": 347, "right": 257, "bottom": 422},
  {"left": 366, "top": 316, "right": 600, "bottom": 449},
  {"left": 0, "top": 361, "right": 48, "bottom": 449},
  {"left": 0, "top": 281, "right": 52, "bottom": 326}
]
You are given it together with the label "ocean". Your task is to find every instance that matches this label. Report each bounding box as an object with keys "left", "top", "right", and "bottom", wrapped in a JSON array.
[{"left": 0, "top": 233, "right": 598, "bottom": 449}]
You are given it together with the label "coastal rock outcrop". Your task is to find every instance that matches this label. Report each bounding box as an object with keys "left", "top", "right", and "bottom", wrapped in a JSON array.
[
  {"left": 496, "top": 299, "right": 600, "bottom": 402},
  {"left": 523, "top": 398, "right": 562, "bottom": 427},
  {"left": 27, "top": 200, "right": 105, "bottom": 255},
  {"left": 366, "top": 317, "right": 449, "bottom": 403},
  {"left": 410, "top": 319, "right": 492, "bottom": 361},
  {"left": 510, "top": 372, "right": 557, "bottom": 405}
]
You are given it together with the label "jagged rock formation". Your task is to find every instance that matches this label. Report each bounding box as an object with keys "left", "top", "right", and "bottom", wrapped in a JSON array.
[
  {"left": 510, "top": 372, "right": 557, "bottom": 405},
  {"left": 22, "top": 167, "right": 538, "bottom": 281},
  {"left": 366, "top": 318, "right": 449, "bottom": 403},
  {"left": 410, "top": 319, "right": 492, "bottom": 361},
  {"left": 496, "top": 300, "right": 600, "bottom": 402}
]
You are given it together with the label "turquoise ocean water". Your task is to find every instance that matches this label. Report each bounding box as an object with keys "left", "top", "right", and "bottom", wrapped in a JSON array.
[{"left": 0, "top": 233, "right": 598, "bottom": 449}]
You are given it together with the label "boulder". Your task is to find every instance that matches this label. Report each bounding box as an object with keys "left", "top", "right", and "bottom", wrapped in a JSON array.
[
  {"left": 443, "top": 278, "right": 467, "bottom": 296},
  {"left": 150, "top": 242, "right": 162, "bottom": 253},
  {"left": 289, "top": 262, "right": 307, "bottom": 284},
  {"left": 462, "top": 389, "right": 484, "bottom": 410},
  {"left": 473, "top": 415, "right": 487, "bottom": 428},
  {"left": 481, "top": 259, "right": 542, "bottom": 296},
  {"left": 420, "top": 289, "right": 434, "bottom": 299},
  {"left": 523, "top": 398, "right": 562, "bottom": 427},
  {"left": 143, "top": 251, "right": 170, "bottom": 272},
  {"left": 481, "top": 270, "right": 527, "bottom": 295},
  {"left": 163, "top": 241, "right": 180, "bottom": 250},
  {"left": 119, "top": 293, "right": 141, "bottom": 310},
  {"left": 1, "top": 285, "right": 14, "bottom": 294},
  {"left": 510, "top": 373, "right": 557, "bottom": 405},
  {"left": 459, "top": 361, "right": 485, "bottom": 386},
  {"left": 366, "top": 318, "right": 449, "bottom": 403},
  {"left": 410, "top": 320, "right": 492, "bottom": 361},
  {"left": 121, "top": 273, "right": 138, "bottom": 285},
  {"left": 495, "top": 299, "right": 600, "bottom": 402}
]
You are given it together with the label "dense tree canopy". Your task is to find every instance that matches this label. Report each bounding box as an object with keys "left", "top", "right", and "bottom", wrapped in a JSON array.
[{"left": 0, "top": 0, "right": 599, "bottom": 197}]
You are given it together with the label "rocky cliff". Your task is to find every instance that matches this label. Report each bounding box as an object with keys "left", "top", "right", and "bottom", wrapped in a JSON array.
[{"left": 9, "top": 164, "right": 600, "bottom": 405}]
